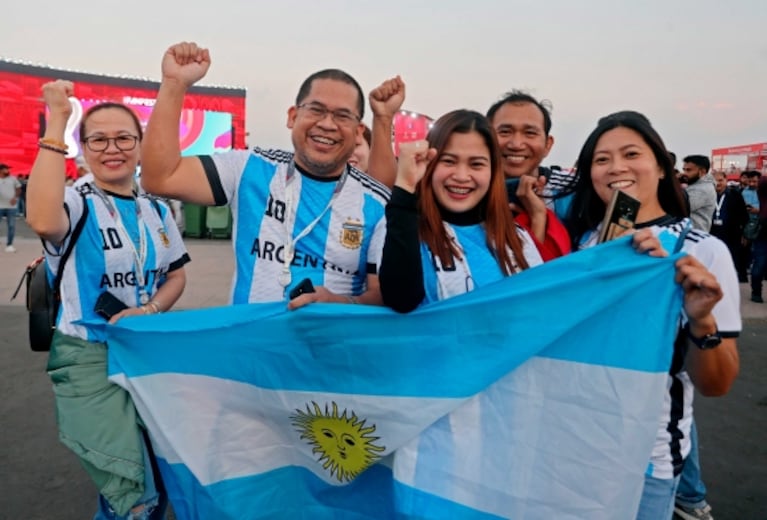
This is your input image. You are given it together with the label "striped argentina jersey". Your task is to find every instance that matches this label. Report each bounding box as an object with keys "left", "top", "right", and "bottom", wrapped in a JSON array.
[
  {"left": 47, "top": 182, "right": 190, "bottom": 342},
  {"left": 421, "top": 223, "right": 543, "bottom": 303},
  {"left": 581, "top": 216, "right": 741, "bottom": 479},
  {"left": 201, "top": 148, "right": 389, "bottom": 304}
]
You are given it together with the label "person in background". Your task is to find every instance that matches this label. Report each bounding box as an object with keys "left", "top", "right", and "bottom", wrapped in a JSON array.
[
  {"left": 679, "top": 155, "right": 717, "bottom": 231},
  {"left": 349, "top": 124, "right": 371, "bottom": 172},
  {"left": 747, "top": 177, "right": 767, "bottom": 303},
  {"left": 16, "top": 172, "right": 28, "bottom": 218},
  {"left": 741, "top": 170, "right": 762, "bottom": 283},
  {"left": 0, "top": 163, "right": 21, "bottom": 252},
  {"left": 485, "top": 91, "right": 571, "bottom": 260},
  {"left": 379, "top": 109, "right": 542, "bottom": 312},
  {"left": 738, "top": 171, "right": 749, "bottom": 191},
  {"left": 709, "top": 170, "right": 748, "bottom": 282},
  {"left": 140, "top": 41, "right": 391, "bottom": 308},
  {"left": 26, "top": 80, "right": 190, "bottom": 520},
  {"left": 564, "top": 110, "right": 740, "bottom": 520}
]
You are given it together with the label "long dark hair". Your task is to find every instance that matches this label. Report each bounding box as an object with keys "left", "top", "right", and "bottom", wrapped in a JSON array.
[
  {"left": 417, "top": 109, "right": 529, "bottom": 274},
  {"left": 564, "top": 110, "right": 687, "bottom": 248}
]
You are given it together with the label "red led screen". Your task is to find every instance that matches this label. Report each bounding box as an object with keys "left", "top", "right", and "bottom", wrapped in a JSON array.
[{"left": 0, "top": 61, "right": 246, "bottom": 176}]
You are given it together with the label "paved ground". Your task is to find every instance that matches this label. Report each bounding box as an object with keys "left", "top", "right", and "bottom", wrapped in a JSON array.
[{"left": 1, "top": 220, "right": 765, "bottom": 519}]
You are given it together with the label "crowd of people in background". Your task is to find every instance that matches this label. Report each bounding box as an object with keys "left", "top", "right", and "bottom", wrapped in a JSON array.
[{"left": 2, "top": 39, "right": 764, "bottom": 520}]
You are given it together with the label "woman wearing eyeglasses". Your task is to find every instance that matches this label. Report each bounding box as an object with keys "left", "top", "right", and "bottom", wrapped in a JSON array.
[
  {"left": 379, "top": 109, "right": 542, "bottom": 312},
  {"left": 26, "top": 80, "right": 190, "bottom": 520}
]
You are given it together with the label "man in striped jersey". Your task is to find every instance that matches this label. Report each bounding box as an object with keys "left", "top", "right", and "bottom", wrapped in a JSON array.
[{"left": 141, "top": 42, "right": 390, "bottom": 307}]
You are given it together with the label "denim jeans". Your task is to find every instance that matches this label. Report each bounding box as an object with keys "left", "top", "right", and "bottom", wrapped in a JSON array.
[
  {"left": 0, "top": 207, "right": 16, "bottom": 245},
  {"left": 635, "top": 473, "right": 681, "bottom": 520},
  {"left": 751, "top": 239, "right": 767, "bottom": 297},
  {"left": 676, "top": 420, "right": 708, "bottom": 509},
  {"left": 93, "top": 440, "right": 168, "bottom": 520}
]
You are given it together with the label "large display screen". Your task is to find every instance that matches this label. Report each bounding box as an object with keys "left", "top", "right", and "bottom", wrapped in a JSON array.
[
  {"left": 62, "top": 97, "right": 233, "bottom": 158},
  {"left": 0, "top": 62, "right": 245, "bottom": 176}
]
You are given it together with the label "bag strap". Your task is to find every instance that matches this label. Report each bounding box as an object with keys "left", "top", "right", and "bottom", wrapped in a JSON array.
[
  {"left": 10, "top": 193, "right": 90, "bottom": 303},
  {"left": 52, "top": 192, "right": 90, "bottom": 307},
  {"left": 10, "top": 257, "right": 43, "bottom": 301}
]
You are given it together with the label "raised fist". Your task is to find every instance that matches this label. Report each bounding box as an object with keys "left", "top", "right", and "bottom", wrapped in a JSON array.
[{"left": 161, "top": 41, "right": 211, "bottom": 88}]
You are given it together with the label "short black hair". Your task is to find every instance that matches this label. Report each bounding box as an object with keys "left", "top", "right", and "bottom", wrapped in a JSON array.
[
  {"left": 0, "top": 163, "right": 9, "bottom": 170},
  {"left": 486, "top": 90, "right": 553, "bottom": 136},
  {"left": 295, "top": 69, "right": 365, "bottom": 120},
  {"left": 746, "top": 170, "right": 762, "bottom": 179},
  {"left": 683, "top": 154, "right": 710, "bottom": 172},
  {"left": 80, "top": 102, "right": 143, "bottom": 142}
]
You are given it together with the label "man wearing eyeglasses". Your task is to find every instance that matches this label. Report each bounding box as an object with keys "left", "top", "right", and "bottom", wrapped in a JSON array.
[{"left": 141, "top": 42, "right": 390, "bottom": 308}]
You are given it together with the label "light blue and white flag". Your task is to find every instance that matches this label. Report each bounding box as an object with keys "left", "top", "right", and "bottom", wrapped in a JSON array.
[{"left": 105, "top": 237, "right": 684, "bottom": 519}]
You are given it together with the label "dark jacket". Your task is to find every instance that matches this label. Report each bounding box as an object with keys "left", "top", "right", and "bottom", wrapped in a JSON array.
[{"left": 710, "top": 187, "right": 748, "bottom": 245}]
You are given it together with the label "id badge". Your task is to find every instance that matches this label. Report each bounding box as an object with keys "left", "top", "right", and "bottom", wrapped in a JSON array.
[{"left": 713, "top": 219, "right": 723, "bottom": 226}]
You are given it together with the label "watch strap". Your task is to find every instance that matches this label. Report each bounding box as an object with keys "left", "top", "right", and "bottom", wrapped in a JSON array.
[{"left": 685, "top": 323, "right": 722, "bottom": 350}]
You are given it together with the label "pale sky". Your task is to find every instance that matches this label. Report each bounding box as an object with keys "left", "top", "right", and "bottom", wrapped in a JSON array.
[{"left": 4, "top": 0, "right": 766, "bottom": 168}]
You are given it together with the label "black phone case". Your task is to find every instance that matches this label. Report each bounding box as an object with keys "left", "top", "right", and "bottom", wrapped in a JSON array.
[
  {"left": 598, "top": 190, "right": 641, "bottom": 243},
  {"left": 94, "top": 292, "right": 129, "bottom": 320},
  {"left": 289, "top": 278, "right": 316, "bottom": 300}
]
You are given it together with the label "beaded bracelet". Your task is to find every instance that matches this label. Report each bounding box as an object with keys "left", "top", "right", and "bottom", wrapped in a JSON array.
[
  {"left": 40, "top": 137, "right": 68, "bottom": 150},
  {"left": 146, "top": 301, "right": 162, "bottom": 314},
  {"left": 38, "top": 141, "right": 68, "bottom": 155},
  {"left": 346, "top": 295, "right": 358, "bottom": 304}
]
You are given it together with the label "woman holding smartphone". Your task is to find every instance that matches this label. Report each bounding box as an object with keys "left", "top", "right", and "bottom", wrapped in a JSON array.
[
  {"left": 564, "top": 111, "right": 740, "bottom": 520},
  {"left": 26, "top": 80, "right": 190, "bottom": 519},
  {"left": 379, "top": 109, "right": 542, "bottom": 311}
]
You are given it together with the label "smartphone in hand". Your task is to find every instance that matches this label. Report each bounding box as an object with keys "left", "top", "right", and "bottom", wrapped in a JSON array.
[
  {"left": 94, "top": 291, "right": 129, "bottom": 320},
  {"left": 289, "top": 278, "right": 316, "bottom": 300},
  {"left": 598, "top": 190, "right": 641, "bottom": 243}
]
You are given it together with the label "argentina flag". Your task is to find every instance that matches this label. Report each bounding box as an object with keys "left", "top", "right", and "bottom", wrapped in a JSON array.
[{"left": 105, "top": 236, "right": 683, "bottom": 519}]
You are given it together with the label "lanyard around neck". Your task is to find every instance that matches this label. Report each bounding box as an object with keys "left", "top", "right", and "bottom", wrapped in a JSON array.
[
  {"left": 279, "top": 161, "right": 349, "bottom": 287},
  {"left": 714, "top": 192, "right": 726, "bottom": 218},
  {"left": 91, "top": 185, "right": 150, "bottom": 304}
]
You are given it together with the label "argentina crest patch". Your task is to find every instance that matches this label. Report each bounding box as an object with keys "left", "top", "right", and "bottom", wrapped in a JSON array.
[{"left": 340, "top": 218, "right": 364, "bottom": 249}]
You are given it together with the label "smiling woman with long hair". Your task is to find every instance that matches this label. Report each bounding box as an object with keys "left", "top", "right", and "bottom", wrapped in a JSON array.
[
  {"left": 564, "top": 110, "right": 740, "bottom": 520},
  {"left": 379, "top": 109, "right": 542, "bottom": 312}
]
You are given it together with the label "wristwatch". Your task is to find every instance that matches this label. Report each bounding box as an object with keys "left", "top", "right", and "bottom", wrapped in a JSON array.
[{"left": 685, "top": 324, "right": 722, "bottom": 350}]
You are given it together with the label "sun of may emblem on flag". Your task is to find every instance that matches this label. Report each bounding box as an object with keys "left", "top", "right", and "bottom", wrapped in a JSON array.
[
  {"left": 291, "top": 401, "right": 385, "bottom": 482},
  {"left": 340, "top": 218, "right": 364, "bottom": 249}
]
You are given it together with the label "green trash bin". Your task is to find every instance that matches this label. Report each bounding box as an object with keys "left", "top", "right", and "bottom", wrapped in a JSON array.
[
  {"left": 206, "top": 205, "right": 232, "bottom": 239},
  {"left": 183, "top": 203, "right": 207, "bottom": 238}
]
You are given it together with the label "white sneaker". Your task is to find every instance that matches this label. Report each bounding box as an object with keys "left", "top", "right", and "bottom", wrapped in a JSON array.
[{"left": 5, "top": 245, "right": 16, "bottom": 253}]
